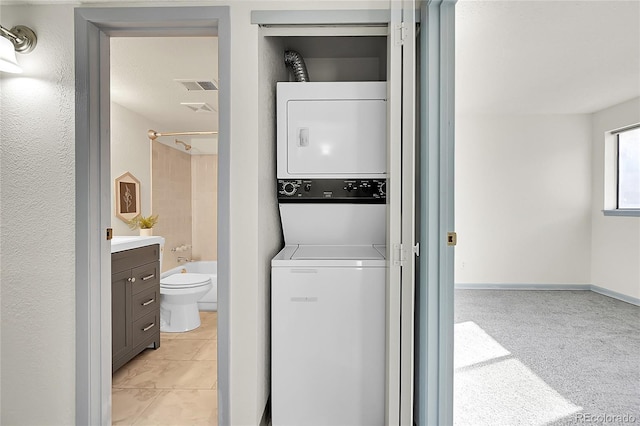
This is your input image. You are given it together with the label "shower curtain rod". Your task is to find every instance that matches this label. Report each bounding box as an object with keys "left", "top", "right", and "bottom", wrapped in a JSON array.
[{"left": 147, "top": 129, "right": 218, "bottom": 140}]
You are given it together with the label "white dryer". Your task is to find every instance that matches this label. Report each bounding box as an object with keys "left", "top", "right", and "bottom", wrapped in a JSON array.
[
  {"left": 276, "top": 81, "right": 387, "bottom": 180},
  {"left": 272, "top": 81, "right": 387, "bottom": 426}
]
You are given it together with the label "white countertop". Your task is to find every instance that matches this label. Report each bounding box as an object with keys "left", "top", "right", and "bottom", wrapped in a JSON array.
[{"left": 111, "top": 236, "right": 165, "bottom": 253}]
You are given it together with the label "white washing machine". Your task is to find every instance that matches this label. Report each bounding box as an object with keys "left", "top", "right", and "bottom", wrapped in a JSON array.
[
  {"left": 272, "top": 245, "right": 385, "bottom": 426},
  {"left": 272, "top": 82, "right": 387, "bottom": 425}
]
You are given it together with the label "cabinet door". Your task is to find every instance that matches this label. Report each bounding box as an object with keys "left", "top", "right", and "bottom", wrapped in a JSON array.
[{"left": 112, "top": 270, "right": 132, "bottom": 363}]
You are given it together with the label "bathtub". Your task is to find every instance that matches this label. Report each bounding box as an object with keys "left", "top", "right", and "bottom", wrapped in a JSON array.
[{"left": 161, "top": 261, "right": 217, "bottom": 311}]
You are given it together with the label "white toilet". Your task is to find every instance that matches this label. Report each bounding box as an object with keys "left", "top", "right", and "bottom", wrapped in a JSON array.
[{"left": 160, "top": 273, "right": 213, "bottom": 332}]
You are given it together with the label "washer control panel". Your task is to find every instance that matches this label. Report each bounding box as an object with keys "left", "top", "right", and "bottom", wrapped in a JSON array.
[{"left": 277, "top": 179, "right": 386, "bottom": 203}]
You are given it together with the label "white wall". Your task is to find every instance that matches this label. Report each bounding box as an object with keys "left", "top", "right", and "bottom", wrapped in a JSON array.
[
  {"left": 455, "top": 114, "right": 592, "bottom": 286},
  {"left": 0, "top": 1, "right": 388, "bottom": 425},
  {"left": 0, "top": 5, "right": 76, "bottom": 424},
  {"left": 590, "top": 97, "right": 640, "bottom": 300},
  {"left": 257, "top": 33, "right": 287, "bottom": 419},
  {"left": 111, "top": 102, "right": 157, "bottom": 236}
]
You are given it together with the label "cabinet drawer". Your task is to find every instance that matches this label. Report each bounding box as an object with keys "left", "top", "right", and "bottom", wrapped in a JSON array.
[
  {"left": 132, "top": 287, "right": 159, "bottom": 321},
  {"left": 112, "top": 244, "right": 160, "bottom": 274},
  {"left": 133, "top": 311, "right": 159, "bottom": 347},
  {"left": 132, "top": 262, "right": 159, "bottom": 295}
]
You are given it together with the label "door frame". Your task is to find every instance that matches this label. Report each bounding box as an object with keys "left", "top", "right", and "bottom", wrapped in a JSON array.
[
  {"left": 74, "top": 7, "right": 231, "bottom": 425},
  {"left": 415, "top": 1, "right": 457, "bottom": 425}
]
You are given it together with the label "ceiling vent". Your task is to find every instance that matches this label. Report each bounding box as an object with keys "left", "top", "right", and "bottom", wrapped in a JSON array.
[
  {"left": 181, "top": 102, "right": 216, "bottom": 113},
  {"left": 175, "top": 79, "right": 218, "bottom": 91}
]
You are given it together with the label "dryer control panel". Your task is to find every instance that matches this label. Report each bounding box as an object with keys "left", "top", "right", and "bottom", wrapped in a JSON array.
[{"left": 277, "top": 179, "right": 386, "bottom": 203}]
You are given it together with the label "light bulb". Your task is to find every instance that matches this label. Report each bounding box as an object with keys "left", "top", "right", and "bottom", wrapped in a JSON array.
[{"left": 0, "top": 36, "right": 21, "bottom": 73}]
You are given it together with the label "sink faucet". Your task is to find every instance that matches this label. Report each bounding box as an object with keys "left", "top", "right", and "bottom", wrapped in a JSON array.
[{"left": 177, "top": 257, "right": 190, "bottom": 263}]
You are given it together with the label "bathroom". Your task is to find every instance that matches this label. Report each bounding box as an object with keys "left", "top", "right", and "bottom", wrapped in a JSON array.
[{"left": 109, "top": 35, "right": 220, "bottom": 422}]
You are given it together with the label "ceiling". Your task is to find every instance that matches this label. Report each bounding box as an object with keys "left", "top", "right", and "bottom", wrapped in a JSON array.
[
  {"left": 456, "top": 0, "right": 640, "bottom": 115},
  {"left": 106, "top": 1, "right": 639, "bottom": 142},
  {"left": 110, "top": 36, "right": 219, "bottom": 154}
]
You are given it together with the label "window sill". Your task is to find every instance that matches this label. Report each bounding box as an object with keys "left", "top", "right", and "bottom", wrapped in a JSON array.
[{"left": 602, "top": 209, "right": 640, "bottom": 217}]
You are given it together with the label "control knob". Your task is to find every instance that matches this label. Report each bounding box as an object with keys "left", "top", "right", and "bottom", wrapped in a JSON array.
[
  {"left": 378, "top": 181, "right": 386, "bottom": 196},
  {"left": 282, "top": 181, "right": 297, "bottom": 196}
]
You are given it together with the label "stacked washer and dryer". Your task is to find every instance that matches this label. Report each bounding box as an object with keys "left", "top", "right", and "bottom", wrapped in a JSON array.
[{"left": 271, "top": 81, "right": 387, "bottom": 425}]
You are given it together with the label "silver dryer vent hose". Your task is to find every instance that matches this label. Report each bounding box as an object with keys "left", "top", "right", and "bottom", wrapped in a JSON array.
[{"left": 284, "top": 50, "right": 310, "bottom": 82}]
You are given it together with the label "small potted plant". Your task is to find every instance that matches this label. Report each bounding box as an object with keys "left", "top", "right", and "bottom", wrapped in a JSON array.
[{"left": 128, "top": 214, "right": 159, "bottom": 236}]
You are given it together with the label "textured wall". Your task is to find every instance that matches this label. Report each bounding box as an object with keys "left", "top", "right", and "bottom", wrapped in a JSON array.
[
  {"left": 0, "top": 4, "right": 76, "bottom": 425},
  {"left": 590, "top": 97, "right": 640, "bottom": 299},
  {"left": 111, "top": 102, "right": 158, "bottom": 236},
  {"left": 152, "top": 142, "right": 192, "bottom": 272},
  {"left": 455, "top": 114, "right": 593, "bottom": 285},
  {"left": 191, "top": 154, "right": 217, "bottom": 261}
]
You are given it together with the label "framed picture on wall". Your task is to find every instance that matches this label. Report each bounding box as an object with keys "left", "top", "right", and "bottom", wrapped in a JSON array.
[{"left": 115, "top": 172, "right": 141, "bottom": 223}]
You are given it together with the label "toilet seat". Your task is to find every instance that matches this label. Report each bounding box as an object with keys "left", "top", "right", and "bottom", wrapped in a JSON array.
[{"left": 161, "top": 273, "right": 211, "bottom": 289}]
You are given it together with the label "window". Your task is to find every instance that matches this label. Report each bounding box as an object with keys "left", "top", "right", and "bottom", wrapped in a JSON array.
[{"left": 617, "top": 127, "right": 640, "bottom": 209}]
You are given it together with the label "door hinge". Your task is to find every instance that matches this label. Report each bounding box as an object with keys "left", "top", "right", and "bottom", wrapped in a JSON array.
[
  {"left": 447, "top": 232, "right": 457, "bottom": 246},
  {"left": 394, "top": 243, "right": 418, "bottom": 266},
  {"left": 396, "top": 22, "right": 406, "bottom": 45},
  {"left": 394, "top": 243, "right": 404, "bottom": 266},
  {"left": 106, "top": 228, "right": 113, "bottom": 241}
]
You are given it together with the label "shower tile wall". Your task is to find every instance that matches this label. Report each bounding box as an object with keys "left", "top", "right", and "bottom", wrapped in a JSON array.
[
  {"left": 191, "top": 155, "right": 218, "bottom": 261},
  {"left": 152, "top": 143, "right": 192, "bottom": 272}
]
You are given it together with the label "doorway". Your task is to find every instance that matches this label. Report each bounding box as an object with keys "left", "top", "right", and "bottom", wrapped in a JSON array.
[
  {"left": 109, "top": 35, "right": 219, "bottom": 423},
  {"left": 75, "top": 7, "right": 230, "bottom": 425}
]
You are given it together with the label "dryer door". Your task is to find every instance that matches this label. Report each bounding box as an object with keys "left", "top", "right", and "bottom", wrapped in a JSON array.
[{"left": 286, "top": 98, "right": 386, "bottom": 176}]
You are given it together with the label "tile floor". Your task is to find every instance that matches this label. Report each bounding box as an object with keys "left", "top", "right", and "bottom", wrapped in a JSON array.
[{"left": 112, "top": 311, "right": 218, "bottom": 425}]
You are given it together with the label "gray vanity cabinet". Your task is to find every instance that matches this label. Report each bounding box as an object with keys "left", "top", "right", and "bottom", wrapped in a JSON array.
[{"left": 112, "top": 244, "right": 161, "bottom": 372}]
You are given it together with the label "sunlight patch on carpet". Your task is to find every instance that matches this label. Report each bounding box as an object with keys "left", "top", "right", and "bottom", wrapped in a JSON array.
[{"left": 454, "top": 322, "right": 582, "bottom": 425}]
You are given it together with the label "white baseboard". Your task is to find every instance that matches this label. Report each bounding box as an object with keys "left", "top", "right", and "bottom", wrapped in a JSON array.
[
  {"left": 455, "top": 283, "right": 591, "bottom": 290},
  {"left": 455, "top": 283, "right": 640, "bottom": 306},
  {"left": 198, "top": 302, "right": 218, "bottom": 311},
  {"left": 590, "top": 285, "right": 640, "bottom": 306}
]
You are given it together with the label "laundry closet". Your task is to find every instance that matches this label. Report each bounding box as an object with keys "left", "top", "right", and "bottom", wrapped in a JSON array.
[
  {"left": 258, "top": 24, "right": 393, "bottom": 426},
  {"left": 255, "top": 4, "right": 456, "bottom": 425}
]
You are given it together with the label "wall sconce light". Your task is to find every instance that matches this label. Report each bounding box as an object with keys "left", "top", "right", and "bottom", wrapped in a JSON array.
[{"left": 0, "top": 25, "right": 37, "bottom": 74}]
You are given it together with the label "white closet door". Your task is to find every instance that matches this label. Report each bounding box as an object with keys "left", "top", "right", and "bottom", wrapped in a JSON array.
[
  {"left": 386, "top": 1, "right": 418, "bottom": 424},
  {"left": 386, "top": 4, "right": 403, "bottom": 425},
  {"left": 400, "top": 1, "right": 417, "bottom": 425}
]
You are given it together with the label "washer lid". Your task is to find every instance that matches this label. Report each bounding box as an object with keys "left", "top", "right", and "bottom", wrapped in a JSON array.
[
  {"left": 272, "top": 245, "right": 387, "bottom": 267},
  {"left": 279, "top": 204, "right": 385, "bottom": 246},
  {"left": 291, "top": 245, "right": 385, "bottom": 260},
  {"left": 161, "top": 272, "right": 211, "bottom": 288}
]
